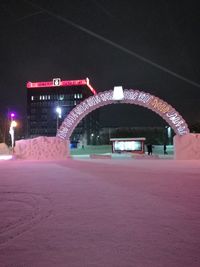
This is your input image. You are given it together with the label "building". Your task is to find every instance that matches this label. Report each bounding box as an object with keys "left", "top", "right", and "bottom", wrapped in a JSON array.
[{"left": 27, "top": 78, "right": 99, "bottom": 145}]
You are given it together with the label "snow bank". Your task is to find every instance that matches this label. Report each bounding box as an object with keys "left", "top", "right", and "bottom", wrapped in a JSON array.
[
  {"left": 14, "top": 136, "right": 70, "bottom": 160},
  {"left": 174, "top": 133, "right": 200, "bottom": 160},
  {"left": 0, "top": 143, "right": 10, "bottom": 155}
]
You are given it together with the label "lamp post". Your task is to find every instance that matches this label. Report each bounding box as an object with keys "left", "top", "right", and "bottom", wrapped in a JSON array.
[
  {"left": 90, "top": 133, "right": 94, "bottom": 145},
  {"left": 9, "top": 120, "right": 17, "bottom": 149},
  {"left": 165, "top": 126, "right": 172, "bottom": 145},
  {"left": 167, "top": 126, "right": 172, "bottom": 145},
  {"left": 56, "top": 106, "right": 62, "bottom": 130}
]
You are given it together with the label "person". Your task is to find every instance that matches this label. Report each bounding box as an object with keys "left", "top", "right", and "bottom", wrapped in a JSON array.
[
  {"left": 147, "top": 143, "right": 153, "bottom": 155},
  {"left": 164, "top": 144, "right": 167, "bottom": 154}
]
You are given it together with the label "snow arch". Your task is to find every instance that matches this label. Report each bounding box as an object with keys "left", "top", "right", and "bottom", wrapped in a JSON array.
[{"left": 56, "top": 89, "right": 189, "bottom": 141}]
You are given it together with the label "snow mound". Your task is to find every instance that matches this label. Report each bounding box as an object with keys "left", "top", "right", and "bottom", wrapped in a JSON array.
[
  {"left": 174, "top": 133, "right": 200, "bottom": 160},
  {"left": 0, "top": 143, "right": 10, "bottom": 155},
  {"left": 14, "top": 136, "right": 69, "bottom": 160}
]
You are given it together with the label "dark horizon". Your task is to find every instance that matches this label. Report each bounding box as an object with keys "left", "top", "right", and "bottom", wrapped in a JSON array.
[{"left": 1, "top": 0, "right": 200, "bottom": 129}]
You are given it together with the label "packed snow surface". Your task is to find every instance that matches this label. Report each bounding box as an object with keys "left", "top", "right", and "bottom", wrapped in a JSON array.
[{"left": 0, "top": 158, "right": 200, "bottom": 267}]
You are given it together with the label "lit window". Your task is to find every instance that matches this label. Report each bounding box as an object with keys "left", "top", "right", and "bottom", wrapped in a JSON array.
[
  {"left": 74, "top": 94, "right": 77, "bottom": 99},
  {"left": 42, "top": 96, "right": 45, "bottom": 100},
  {"left": 48, "top": 95, "right": 51, "bottom": 100},
  {"left": 39, "top": 96, "right": 42, "bottom": 100},
  {"left": 31, "top": 96, "right": 34, "bottom": 101},
  {"left": 74, "top": 100, "right": 77, "bottom": 106}
]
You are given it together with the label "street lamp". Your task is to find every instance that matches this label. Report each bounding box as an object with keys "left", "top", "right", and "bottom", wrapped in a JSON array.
[
  {"left": 165, "top": 126, "right": 172, "bottom": 145},
  {"left": 9, "top": 120, "right": 17, "bottom": 149},
  {"left": 56, "top": 106, "right": 62, "bottom": 130},
  {"left": 167, "top": 126, "right": 172, "bottom": 145},
  {"left": 10, "top": 113, "right": 15, "bottom": 119}
]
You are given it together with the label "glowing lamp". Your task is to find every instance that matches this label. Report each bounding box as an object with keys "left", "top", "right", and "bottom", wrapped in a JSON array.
[
  {"left": 56, "top": 106, "right": 62, "bottom": 118},
  {"left": 11, "top": 120, "right": 17, "bottom": 128},
  {"left": 112, "top": 86, "right": 124, "bottom": 100},
  {"left": 167, "top": 126, "right": 172, "bottom": 138},
  {"left": 9, "top": 120, "right": 17, "bottom": 149}
]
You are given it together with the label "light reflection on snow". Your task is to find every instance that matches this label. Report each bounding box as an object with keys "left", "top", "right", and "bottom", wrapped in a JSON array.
[{"left": 0, "top": 155, "right": 13, "bottom": 160}]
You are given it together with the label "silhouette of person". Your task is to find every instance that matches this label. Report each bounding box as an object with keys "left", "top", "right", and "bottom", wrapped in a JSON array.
[
  {"left": 164, "top": 144, "right": 167, "bottom": 154},
  {"left": 147, "top": 144, "right": 153, "bottom": 155}
]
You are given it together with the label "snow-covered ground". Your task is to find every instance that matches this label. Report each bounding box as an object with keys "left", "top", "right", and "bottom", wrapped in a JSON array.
[{"left": 0, "top": 158, "right": 200, "bottom": 267}]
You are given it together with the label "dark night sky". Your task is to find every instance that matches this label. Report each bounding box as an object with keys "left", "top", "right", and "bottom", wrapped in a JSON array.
[{"left": 1, "top": 0, "right": 200, "bottom": 128}]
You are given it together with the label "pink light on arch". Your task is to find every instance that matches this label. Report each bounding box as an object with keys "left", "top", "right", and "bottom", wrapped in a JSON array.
[{"left": 26, "top": 78, "right": 97, "bottom": 95}]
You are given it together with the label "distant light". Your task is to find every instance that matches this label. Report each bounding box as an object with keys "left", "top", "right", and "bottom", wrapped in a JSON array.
[
  {"left": 113, "top": 86, "right": 124, "bottom": 100},
  {"left": 11, "top": 120, "right": 17, "bottom": 128},
  {"left": 11, "top": 113, "right": 15, "bottom": 118},
  {"left": 56, "top": 106, "right": 62, "bottom": 118},
  {"left": 9, "top": 120, "right": 17, "bottom": 149},
  {"left": 167, "top": 126, "right": 172, "bottom": 138},
  {"left": 91, "top": 133, "right": 94, "bottom": 137}
]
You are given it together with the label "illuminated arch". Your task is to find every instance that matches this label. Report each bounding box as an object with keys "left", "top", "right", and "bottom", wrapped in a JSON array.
[{"left": 56, "top": 89, "right": 189, "bottom": 140}]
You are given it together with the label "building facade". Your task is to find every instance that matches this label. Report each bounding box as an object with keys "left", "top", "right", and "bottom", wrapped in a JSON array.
[{"left": 27, "top": 78, "right": 99, "bottom": 145}]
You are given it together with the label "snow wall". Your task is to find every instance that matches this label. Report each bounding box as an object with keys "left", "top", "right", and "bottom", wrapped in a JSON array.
[
  {"left": 174, "top": 134, "right": 200, "bottom": 160},
  {"left": 14, "top": 136, "right": 70, "bottom": 160},
  {"left": 13, "top": 134, "right": 200, "bottom": 160},
  {"left": 0, "top": 143, "right": 11, "bottom": 155}
]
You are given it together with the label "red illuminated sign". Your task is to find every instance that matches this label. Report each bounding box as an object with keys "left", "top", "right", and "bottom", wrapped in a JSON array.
[{"left": 26, "top": 78, "right": 97, "bottom": 95}]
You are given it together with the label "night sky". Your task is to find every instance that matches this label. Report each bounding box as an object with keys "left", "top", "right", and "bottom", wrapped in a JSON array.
[{"left": 1, "top": 0, "right": 200, "bottom": 129}]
